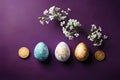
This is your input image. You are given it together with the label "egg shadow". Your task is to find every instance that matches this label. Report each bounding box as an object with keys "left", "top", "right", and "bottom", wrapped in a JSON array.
[
  {"left": 37, "top": 52, "right": 52, "bottom": 65},
  {"left": 61, "top": 55, "right": 73, "bottom": 66},
  {"left": 81, "top": 51, "right": 93, "bottom": 65}
]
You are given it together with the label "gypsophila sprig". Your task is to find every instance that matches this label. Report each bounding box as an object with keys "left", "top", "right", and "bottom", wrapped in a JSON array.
[
  {"left": 61, "top": 19, "right": 81, "bottom": 40},
  {"left": 38, "top": 6, "right": 108, "bottom": 47},
  {"left": 87, "top": 24, "right": 108, "bottom": 46},
  {"left": 38, "top": 6, "right": 71, "bottom": 25}
]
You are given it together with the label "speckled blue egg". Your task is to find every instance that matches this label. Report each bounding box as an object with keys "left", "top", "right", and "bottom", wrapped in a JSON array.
[{"left": 34, "top": 42, "right": 49, "bottom": 61}]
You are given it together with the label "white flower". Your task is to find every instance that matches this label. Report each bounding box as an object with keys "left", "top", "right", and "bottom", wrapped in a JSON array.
[
  {"left": 43, "top": 9, "right": 48, "bottom": 15},
  {"left": 62, "top": 27, "right": 66, "bottom": 32},
  {"left": 61, "top": 10, "right": 68, "bottom": 15},
  {"left": 61, "top": 10, "right": 64, "bottom": 13},
  {"left": 49, "top": 15, "right": 54, "bottom": 20},
  {"left": 45, "top": 21, "right": 49, "bottom": 24},
  {"left": 74, "top": 33, "right": 79, "bottom": 37},
  {"left": 40, "top": 20, "right": 44, "bottom": 25},
  {"left": 56, "top": 12, "right": 62, "bottom": 17},
  {"left": 91, "top": 24, "right": 96, "bottom": 28},
  {"left": 62, "top": 27, "right": 74, "bottom": 40},
  {"left": 65, "top": 32, "right": 70, "bottom": 37},
  {"left": 67, "top": 19, "right": 81, "bottom": 27},
  {"left": 62, "top": 27, "right": 69, "bottom": 36},
  {"left": 49, "top": 6, "right": 55, "bottom": 11},
  {"left": 88, "top": 35, "right": 94, "bottom": 41},
  {"left": 55, "top": 7, "right": 60, "bottom": 11},
  {"left": 65, "top": 25, "right": 69, "bottom": 28},
  {"left": 67, "top": 20, "right": 72, "bottom": 26},
  {"left": 91, "top": 24, "right": 97, "bottom": 31},
  {"left": 91, "top": 33, "right": 97, "bottom": 39},
  {"left": 93, "top": 39, "right": 103, "bottom": 46},
  {"left": 49, "top": 6, "right": 55, "bottom": 14},
  {"left": 88, "top": 24, "right": 108, "bottom": 46},
  {"left": 59, "top": 16, "right": 67, "bottom": 21},
  {"left": 65, "top": 12, "right": 68, "bottom": 15},
  {"left": 103, "top": 35, "right": 108, "bottom": 39},
  {"left": 100, "top": 39, "right": 103, "bottom": 43},
  {"left": 68, "top": 36, "right": 74, "bottom": 40},
  {"left": 73, "top": 21, "right": 81, "bottom": 27},
  {"left": 68, "top": 19, "right": 73, "bottom": 25},
  {"left": 67, "top": 8, "right": 71, "bottom": 11},
  {"left": 64, "top": 11, "right": 68, "bottom": 15},
  {"left": 87, "top": 35, "right": 90, "bottom": 39},
  {"left": 93, "top": 43, "right": 97, "bottom": 46},
  {"left": 98, "top": 26, "right": 102, "bottom": 31},
  {"left": 69, "top": 26, "right": 73, "bottom": 30},
  {"left": 97, "top": 32, "right": 102, "bottom": 39},
  {"left": 61, "top": 19, "right": 81, "bottom": 39},
  {"left": 60, "top": 21, "right": 65, "bottom": 27}
]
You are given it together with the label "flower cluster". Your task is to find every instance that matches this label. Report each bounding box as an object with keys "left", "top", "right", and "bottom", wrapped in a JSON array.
[
  {"left": 61, "top": 19, "right": 81, "bottom": 40},
  {"left": 38, "top": 6, "right": 108, "bottom": 47},
  {"left": 38, "top": 6, "right": 71, "bottom": 25},
  {"left": 88, "top": 24, "right": 108, "bottom": 46}
]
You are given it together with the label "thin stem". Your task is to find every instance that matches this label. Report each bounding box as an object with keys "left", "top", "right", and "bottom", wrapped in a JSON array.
[{"left": 78, "top": 27, "right": 90, "bottom": 35}]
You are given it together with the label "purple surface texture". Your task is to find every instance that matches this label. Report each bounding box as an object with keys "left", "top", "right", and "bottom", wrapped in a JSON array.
[{"left": 0, "top": 0, "right": 120, "bottom": 80}]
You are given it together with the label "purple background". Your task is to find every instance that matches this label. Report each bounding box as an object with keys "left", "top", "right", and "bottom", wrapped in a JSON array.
[{"left": 0, "top": 0, "right": 120, "bottom": 80}]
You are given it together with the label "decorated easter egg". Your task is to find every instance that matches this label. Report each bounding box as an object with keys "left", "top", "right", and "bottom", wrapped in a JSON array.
[
  {"left": 74, "top": 42, "right": 89, "bottom": 61},
  {"left": 34, "top": 42, "right": 49, "bottom": 61},
  {"left": 55, "top": 41, "right": 70, "bottom": 62}
]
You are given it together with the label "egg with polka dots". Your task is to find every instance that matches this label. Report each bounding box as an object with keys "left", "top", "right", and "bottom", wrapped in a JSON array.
[
  {"left": 34, "top": 42, "right": 49, "bottom": 61},
  {"left": 55, "top": 41, "right": 70, "bottom": 62}
]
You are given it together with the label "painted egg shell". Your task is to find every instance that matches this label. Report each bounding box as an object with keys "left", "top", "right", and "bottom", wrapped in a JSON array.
[
  {"left": 34, "top": 42, "right": 49, "bottom": 61},
  {"left": 55, "top": 41, "right": 70, "bottom": 62},
  {"left": 74, "top": 42, "right": 89, "bottom": 61}
]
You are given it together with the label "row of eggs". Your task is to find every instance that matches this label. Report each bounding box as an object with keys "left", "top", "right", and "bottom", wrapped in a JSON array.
[
  {"left": 34, "top": 41, "right": 89, "bottom": 62},
  {"left": 18, "top": 41, "right": 105, "bottom": 62}
]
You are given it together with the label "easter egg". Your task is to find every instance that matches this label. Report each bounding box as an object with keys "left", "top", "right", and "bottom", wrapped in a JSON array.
[
  {"left": 34, "top": 42, "right": 49, "bottom": 61},
  {"left": 55, "top": 41, "right": 70, "bottom": 62},
  {"left": 74, "top": 42, "right": 89, "bottom": 61}
]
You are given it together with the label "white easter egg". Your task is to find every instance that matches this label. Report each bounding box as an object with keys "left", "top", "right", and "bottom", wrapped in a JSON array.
[{"left": 55, "top": 41, "right": 70, "bottom": 62}]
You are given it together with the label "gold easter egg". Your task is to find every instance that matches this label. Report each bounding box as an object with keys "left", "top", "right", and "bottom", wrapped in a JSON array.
[
  {"left": 95, "top": 50, "right": 105, "bottom": 61},
  {"left": 74, "top": 42, "right": 89, "bottom": 61}
]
